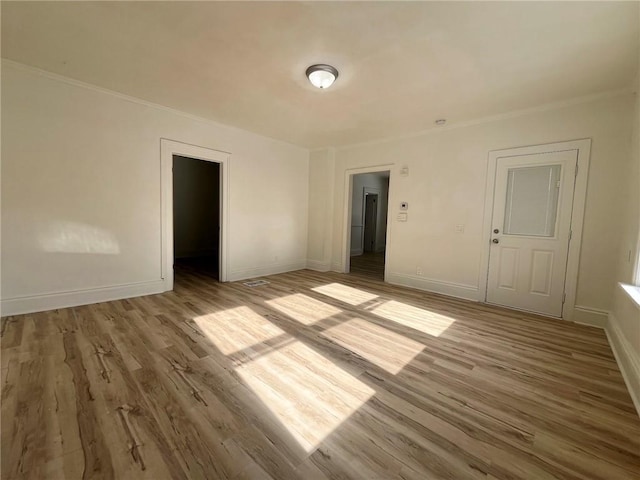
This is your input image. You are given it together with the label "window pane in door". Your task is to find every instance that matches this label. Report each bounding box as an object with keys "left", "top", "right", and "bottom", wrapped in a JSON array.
[{"left": 503, "top": 164, "right": 561, "bottom": 237}]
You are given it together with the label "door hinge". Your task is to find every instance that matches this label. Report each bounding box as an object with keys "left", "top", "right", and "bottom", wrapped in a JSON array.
[{"left": 562, "top": 292, "right": 566, "bottom": 304}]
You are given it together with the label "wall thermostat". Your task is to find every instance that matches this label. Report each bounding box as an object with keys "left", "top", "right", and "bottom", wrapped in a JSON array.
[{"left": 400, "top": 202, "right": 408, "bottom": 211}]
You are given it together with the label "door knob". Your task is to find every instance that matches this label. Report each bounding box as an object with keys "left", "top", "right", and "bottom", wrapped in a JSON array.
[
  {"left": 493, "top": 228, "right": 500, "bottom": 234},
  {"left": 492, "top": 238, "right": 499, "bottom": 244}
]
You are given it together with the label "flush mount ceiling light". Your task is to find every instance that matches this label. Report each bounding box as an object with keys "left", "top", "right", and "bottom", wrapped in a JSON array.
[{"left": 306, "top": 64, "right": 339, "bottom": 89}]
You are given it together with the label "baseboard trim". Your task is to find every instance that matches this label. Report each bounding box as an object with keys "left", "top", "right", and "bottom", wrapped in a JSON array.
[
  {"left": 306, "top": 259, "right": 331, "bottom": 272},
  {"left": 572, "top": 305, "right": 609, "bottom": 328},
  {"left": 350, "top": 249, "right": 363, "bottom": 256},
  {"left": 228, "top": 261, "right": 306, "bottom": 282},
  {"left": 606, "top": 313, "right": 640, "bottom": 417},
  {"left": 330, "top": 261, "right": 343, "bottom": 273},
  {"left": 1, "top": 280, "right": 167, "bottom": 317},
  {"left": 385, "top": 272, "right": 479, "bottom": 302}
]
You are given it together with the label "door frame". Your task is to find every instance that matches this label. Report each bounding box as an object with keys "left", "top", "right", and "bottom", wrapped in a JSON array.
[
  {"left": 341, "top": 165, "right": 393, "bottom": 275},
  {"left": 161, "top": 138, "right": 231, "bottom": 290},
  {"left": 479, "top": 139, "right": 591, "bottom": 320}
]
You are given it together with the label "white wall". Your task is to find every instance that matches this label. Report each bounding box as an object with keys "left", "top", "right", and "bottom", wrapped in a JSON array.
[
  {"left": 306, "top": 148, "right": 336, "bottom": 272},
  {"left": 1, "top": 61, "right": 309, "bottom": 314},
  {"left": 307, "top": 93, "right": 634, "bottom": 316},
  {"left": 606, "top": 50, "right": 640, "bottom": 414},
  {"left": 350, "top": 172, "right": 389, "bottom": 255},
  {"left": 609, "top": 283, "right": 640, "bottom": 413}
]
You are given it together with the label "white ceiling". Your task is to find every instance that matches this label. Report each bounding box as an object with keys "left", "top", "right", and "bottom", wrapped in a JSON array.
[{"left": 2, "top": 2, "right": 638, "bottom": 149}]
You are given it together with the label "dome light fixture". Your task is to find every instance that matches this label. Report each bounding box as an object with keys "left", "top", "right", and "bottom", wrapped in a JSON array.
[{"left": 306, "top": 64, "right": 339, "bottom": 89}]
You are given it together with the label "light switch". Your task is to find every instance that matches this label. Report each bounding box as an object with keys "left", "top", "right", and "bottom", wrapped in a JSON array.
[
  {"left": 397, "top": 213, "right": 408, "bottom": 222},
  {"left": 400, "top": 166, "right": 409, "bottom": 176},
  {"left": 455, "top": 224, "right": 465, "bottom": 233}
]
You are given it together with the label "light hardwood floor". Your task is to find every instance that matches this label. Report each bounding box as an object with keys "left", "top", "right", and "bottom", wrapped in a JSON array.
[
  {"left": 2, "top": 269, "right": 639, "bottom": 479},
  {"left": 350, "top": 252, "right": 385, "bottom": 280}
]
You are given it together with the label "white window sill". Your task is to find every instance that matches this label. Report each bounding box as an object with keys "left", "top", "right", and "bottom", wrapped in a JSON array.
[{"left": 620, "top": 283, "right": 640, "bottom": 310}]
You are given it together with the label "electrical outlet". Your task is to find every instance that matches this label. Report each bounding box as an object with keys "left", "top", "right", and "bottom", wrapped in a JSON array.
[{"left": 416, "top": 267, "right": 423, "bottom": 275}]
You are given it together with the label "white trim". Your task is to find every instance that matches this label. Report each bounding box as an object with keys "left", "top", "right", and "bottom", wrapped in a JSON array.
[
  {"left": 341, "top": 165, "right": 394, "bottom": 275},
  {"left": 606, "top": 313, "right": 640, "bottom": 417},
  {"left": 572, "top": 305, "right": 609, "bottom": 328},
  {"left": 161, "top": 139, "right": 230, "bottom": 290},
  {"left": 331, "top": 89, "right": 630, "bottom": 152},
  {"left": 228, "top": 261, "right": 306, "bottom": 282},
  {"left": 1, "top": 280, "right": 165, "bottom": 316},
  {"left": 386, "top": 272, "right": 479, "bottom": 302},
  {"left": 306, "top": 260, "right": 331, "bottom": 272},
  {"left": 479, "top": 139, "right": 591, "bottom": 319},
  {"left": 620, "top": 283, "right": 640, "bottom": 309},
  {"left": 331, "top": 261, "right": 343, "bottom": 272}
]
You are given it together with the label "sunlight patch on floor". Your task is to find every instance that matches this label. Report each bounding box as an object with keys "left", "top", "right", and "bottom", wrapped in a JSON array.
[
  {"left": 322, "top": 318, "right": 424, "bottom": 374},
  {"left": 236, "top": 339, "right": 374, "bottom": 452},
  {"left": 265, "top": 293, "right": 342, "bottom": 325},
  {"left": 312, "top": 283, "right": 378, "bottom": 306},
  {"left": 372, "top": 301, "right": 455, "bottom": 337},
  {"left": 194, "top": 306, "right": 285, "bottom": 355}
]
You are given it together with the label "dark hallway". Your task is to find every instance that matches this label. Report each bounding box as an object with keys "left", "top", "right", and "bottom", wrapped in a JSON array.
[{"left": 173, "top": 155, "right": 221, "bottom": 280}]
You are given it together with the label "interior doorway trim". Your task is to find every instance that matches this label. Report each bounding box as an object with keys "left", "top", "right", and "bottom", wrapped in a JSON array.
[
  {"left": 160, "top": 138, "right": 230, "bottom": 290},
  {"left": 341, "top": 164, "right": 393, "bottom": 277},
  {"left": 479, "top": 138, "right": 591, "bottom": 320}
]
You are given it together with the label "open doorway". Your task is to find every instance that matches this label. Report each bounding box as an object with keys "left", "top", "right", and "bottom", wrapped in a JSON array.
[
  {"left": 348, "top": 171, "right": 390, "bottom": 280},
  {"left": 173, "top": 155, "right": 221, "bottom": 280}
]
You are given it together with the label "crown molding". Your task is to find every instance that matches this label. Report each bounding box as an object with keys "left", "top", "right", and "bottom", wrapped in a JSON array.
[
  {"left": 3, "top": 58, "right": 632, "bottom": 154},
  {"left": 1, "top": 58, "right": 308, "bottom": 153},
  {"left": 331, "top": 87, "right": 632, "bottom": 152}
]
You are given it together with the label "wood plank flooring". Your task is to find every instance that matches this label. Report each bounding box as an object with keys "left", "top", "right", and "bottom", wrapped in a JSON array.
[
  {"left": 2, "top": 269, "right": 639, "bottom": 479},
  {"left": 350, "top": 252, "right": 385, "bottom": 279}
]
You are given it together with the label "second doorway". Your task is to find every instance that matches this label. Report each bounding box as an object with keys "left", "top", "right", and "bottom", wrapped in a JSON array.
[
  {"left": 173, "top": 155, "right": 221, "bottom": 280},
  {"left": 349, "top": 171, "right": 390, "bottom": 280}
]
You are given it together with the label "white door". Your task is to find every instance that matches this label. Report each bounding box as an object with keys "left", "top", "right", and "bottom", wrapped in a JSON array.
[{"left": 486, "top": 150, "right": 577, "bottom": 317}]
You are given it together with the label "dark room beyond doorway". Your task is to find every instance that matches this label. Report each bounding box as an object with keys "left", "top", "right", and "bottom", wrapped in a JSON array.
[{"left": 173, "top": 155, "right": 221, "bottom": 280}]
